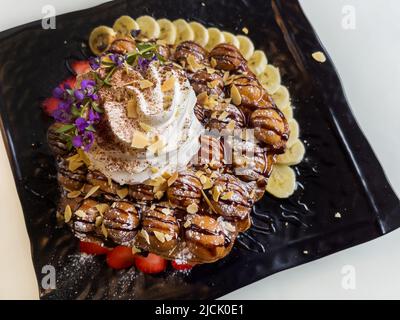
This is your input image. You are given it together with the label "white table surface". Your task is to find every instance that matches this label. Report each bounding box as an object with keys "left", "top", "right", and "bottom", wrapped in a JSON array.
[{"left": 0, "top": 0, "right": 399, "bottom": 300}]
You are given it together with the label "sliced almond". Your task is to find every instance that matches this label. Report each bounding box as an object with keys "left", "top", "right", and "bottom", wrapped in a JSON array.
[
  {"left": 146, "top": 176, "right": 167, "bottom": 187},
  {"left": 221, "top": 191, "right": 234, "bottom": 200},
  {"left": 207, "top": 80, "right": 220, "bottom": 89},
  {"left": 67, "top": 190, "right": 81, "bottom": 199},
  {"left": 139, "top": 122, "right": 153, "bottom": 132},
  {"left": 210, "top": 57, "right": 217, "bottom": 68},
  {"left": 195, "top": 170, "right": 205, "bottom": 178},
  {"left": 95, "top": 203, "right": 110, "bottom": 216},
  {"left": 212, "top": 186, "right": 221, "bottom": 202},
  {"left": 69, "top": 160, "right": 84, "bottom": 172},
  {"left": 139, "top": 79, "right": 154, "bottom": 89},
  {"left": 217, "top": 111, "right": 229, "bottom": 121},
  {"left": 84, "top": 185, "right": 100, "bottom": 199},
  {"left": 101, "top": 223, "right": 108, "bottom": 238},
  {"left": 187, "top": 55, "right": 202, "bottom": 72},
  {"left": 140, "top": 229, "right": 150, "bottom": 244},
  {"left": 223, "top": 221, "right": 236, "bottom": 232},
  {"left": 116, "top": 188, "right": 129, "bottom": 199},
  {"left": 150, "top": 166, "right": 159, "bottom": 174},
  {"left": 167, "top": 172, "right": 179, "bottom": 186},
  {"left": 161, "top": 76, "right": 176, "bottom": 92},
  {"left": 231, "top": 84, "right": 242, "bottom": 106},
  {"left": 183, "top": 220, "right": 192, "bottom": 228},
  {"left": 132, "top": 246, "right": 141, "bottom": 254},
  {"left": 64, "top": 205, "right": 72, "bottom": 223},
  {"left": 154, "top": 191, "right": 164, "bottom": 199},
  {"left": 74, "top": 210, "right": 86, "bottom": 218},
  {"left": 312, "top": 51, "right": 327, "bottom": 63},
  {"left": 164, "top": 234, "right": 173, "bottom": 242},
  {"left": 226, "top": 120, "right": 236, "bottom": 131},
  {"left": 201, "top": 190, "right": 218, "bottom": 214},
  {"left": 77, "top": 149, "right": 91, "bottom": 166},
  {"left": 197, "top": 92, "right": 209, "bottom": 105},
  {"left": 127, "top": 99, "right": 138, "bottom": 118},
  {"left": 148, "top": 138, "right": 166, "bottom": 155},
  {"left": 206, "top": 67, "right": 216, "bottom": 74},
  {"left": 186, "top": 203, "right": 199, "bottom": 214},
  {"left": 153, "top": 231, "right": 166, "bottom": 243},
  {"left": 131, "top": 131, "right": 151, "bottom": 149},
  {"left": 95, "top": 216, "right": 103, "bottom": 227},
  {"left": 161, "top": 207, "right": 171, "bottom": 215},
  {"left": 242, "top": 27, "right": 249, "bottom": 34}
]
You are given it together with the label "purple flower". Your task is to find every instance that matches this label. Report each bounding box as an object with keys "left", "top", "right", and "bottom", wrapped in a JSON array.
[
  {"left": 89, "top": 56, "right": 101, "bottom": 70},
  {"left": 81, "top": 79, "right": 96, "bottom": 90},
  {"left": 74, "top": 89, "right": 85, "bottom": 101},
  {"left": 88, "top": 109, "right": 100, "bottom": 123},
  {"left": 109, "top": 54, "right": 125, "bottom": 67},
  {"left": 72, "top": 135, "right": 83, "bottom": 148},
  {"left": 52, "top": 101, "right": 72, "bottom": 123},
  {"left": 75, "top": 117, "right": 89, "bottom": 133},
  {"left": 52, "top": 86, "right": 65, "bottom": 99},
  {"left": 137, "top": 55, "right": 157, "bottom": 72}
]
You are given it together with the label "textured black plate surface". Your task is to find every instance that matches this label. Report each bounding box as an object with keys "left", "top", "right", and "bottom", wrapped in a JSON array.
[{"left": 0, "top": 0, "right": 399, "bottom": 300}]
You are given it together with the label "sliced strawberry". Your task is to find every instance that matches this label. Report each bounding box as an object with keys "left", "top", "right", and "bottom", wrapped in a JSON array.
[
  {"left": 171, "top": 260, "right": 195, "bottom": 271},
  {"left": 60, "top": 76, "right": 77, "bottom": 89},
  {"left": 134, "top": 253, "right": 167, "bottom": 274},
  {"left": 79, "top": 241, "right": 110, "bottom": 255},
  {"left": 42, "top": 97, "right": 60, "bottom": 116},
  {"left": 71, "top": 60, "right": 91, "bottom": 75},
  {"left": 106, "top": 246, "right": 136, "bottom": 270}
]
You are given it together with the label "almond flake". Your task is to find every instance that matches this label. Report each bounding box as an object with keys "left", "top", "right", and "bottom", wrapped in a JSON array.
[
  {"left": 117, "top": 188, "right": 129, "bottom": 199},
  {"left": 212, "top": 187, "right": 221, "bottom": 202},
  {"left": 197, "top": 92, "right": 209, "bottom": 105},
  {"left": 95, "top": 203, "right": 109, "bottom": 216},
  {"left": 139, "top": 122, "right": 153, "bottom": 132},
  {"left": 101, "top": 223, "right": 108, "bottom": 238},
  {"left": 150, "top": 166, "right": 159, "bottom": 174},
  {"left": 221, "top": 191, "right": 234, "bottom": 200},
  {"left": 162, "top": 171, "right": 172, "bottom": 179},
  {"left": 210, "top": 171, "right": 219, "bottom": 179},
  {"left": 64, "top": 205, "right": 72, "bottom": 223},
  {"left": 167, "top": 172, "right": 179, "bottom": 186},
  {"left": 183, "top": 220, "right": 192, "bottom": 228},
  {"left": 223, "top": 221, "right": 236, "bottom": 232},
  {"left": 74, "top": 210, "right": 87, "bottom": 218},
  {"left": 161, "top": 208, "right": 171, "bottom": 215},
  {"left": 161, "top": 76, "right": 176, "bottom": 92},
  {"left": 67, "top": 153, "right": 80, "bottom": 162},
  {"left": 139, "top": 79, "right": 154, "bottom": 89},
  {"left": 210, "top": 57, "right": 217, "bottom": 68},
  {"left": 131, "top": 131, "right": 151, "bottom": 149},
  {"left": 164, "top": 234, "right": 173, "bottom": 242},
  {"left": 77, "top": 149, "right": 91, "bottom": 166},
  {"left": 206, "top": 67, "right": 216, "bottom": 74},
  {"left": 84, "top": 185, "right": 100, "bottom": 199},
  {"left": 187, "top": 55, "right": 202, "bottom": 72},
  {"left": 132, "top": 246, "right": 141, "bottom": 254},
  {"left": 231, "top": 84, "right": 242, "bottom": 106},
  {"left": 95, "top": 216, "right": 103, "bottom": 227},
  {"left": 207, "top": 80, "right": 220, "bottom": 89},
  {"left": 69, "top": 160, "right": 84, "bottom": 172},
  {"left": 218, "top": 111, "right": 229, "bottom": 121},
  {"left": 223, "top": 71, "right": 230, "bottom": 82},
  {"left": 187, "top": 203, "right": 199, "bottom": 214},
  {"left": 242, "top": 27, "right": 249, "bottom": 34},
  {"left": 195, "top": 170, "right": 205, "bottom": 178},
  {"left": 127, "top": 99, "right": 138, "bottom": 118},
  {"left": 140, "top": 229, "right": 150, "bottom": 244},
  {"left": 146, "top": 176, "right": 167, "bottom": 187},
  {"left": 148, "top": 138, "right": 166, "bottom": 155},
  {"left": 312, "top": 51, "right": 326, "bottom": 63},
  {"left": 154, "top": 191, "right": 164, "bottom": 199},
  {"left": 153, "top": 231, "right": 166, "bottom": 243},
  {"left": 226, "top": 120, "right": 236, "bottom": 131},
  {"left": 201, "top": 190, "right": 218, "bottom": 214},
  {"left": 67, "top": 190, "right": 81, "bottom": 199}
]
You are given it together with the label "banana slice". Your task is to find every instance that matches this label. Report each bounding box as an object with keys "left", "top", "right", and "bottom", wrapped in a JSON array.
[
  {"left": 189, "top": 21, "right": 209, "bottom": 47},
  {"left": 287, "top": 119, "right": 299, "bottom": 148},
  {"left": 281, "top": 104, "right": 293, "bottom": 120},
  {"left": 113, "top": 15, "right": 139, "bottom": 36},
  {"left": 222, "top": 31, "right": 240, "bottom": 48},
  {"left": 266, "top": 165, "right": 296, "bottom": 199},
  {"left": 272, "top": 85, "right": 290, "bottom": 110},
  {"left": 173, "top": 19, "right": 195, "bottom": 43},
  {"left": 157, "top": 18, "right": 177, "bottom": 45},
  {"left": 276, "top": 140, "right": 305, "bottom": 166},
  {"left": 258, "top": 64, "right": 281, "bottom": 94},
  {"left": 206, "top": 27, "right": 225, "bottom": 51},
  {"left": 236, "top": 35, "right": 255, "bottom": 60},
  {"left": 248, "top": 50, "right": 268, "bottom": 75},
  {"left": 137, "top": 15, "right": 160, "bottom": 39},
  {"left": 89, "top": 26, "right": 117, "bottom": 56}
]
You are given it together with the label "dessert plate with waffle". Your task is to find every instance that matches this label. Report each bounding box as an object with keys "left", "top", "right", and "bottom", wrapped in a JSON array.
[{"left": 0, "top": 0, "right": 398, "bottom": 299}]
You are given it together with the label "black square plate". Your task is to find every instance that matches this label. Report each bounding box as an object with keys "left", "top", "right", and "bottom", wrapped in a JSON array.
[{"left": 0, "top": 0, "right": 399, "bottom": 299}]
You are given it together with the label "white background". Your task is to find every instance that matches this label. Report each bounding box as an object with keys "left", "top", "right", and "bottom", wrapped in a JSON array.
[{"left": 0, "top": 0, "right": 399, "bottom": 299}]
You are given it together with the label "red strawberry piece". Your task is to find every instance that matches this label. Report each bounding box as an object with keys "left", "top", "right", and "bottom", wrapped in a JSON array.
[
  {"left": 79, "top": 241, "right": 110, "bottom": 255},
  {"left": 134, "top": 253, "right": 167, "bottom": 274},
  {"left": 106, "top": 246, "right": 136, "bottom": 270},
  {"left": 71, "top": 60, "right": 91, "bottom": 75},
  {"left": 42, "top": 97, "right": 60, "bottom": 116},
  {"left": 171, "top": 260, "right": 195, "bottom": 271},
  {"left": 60, "top": 76, "right": 77, "bottom": 89}
]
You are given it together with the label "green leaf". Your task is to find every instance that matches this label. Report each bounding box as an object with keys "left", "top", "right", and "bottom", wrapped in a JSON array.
[
  {"left": 86, "top": 125, "right": 96, "bottom": 132},
  {"left": 56, "top": 124, "right": 75, "bottom": 133},
  {"left": 71, "top": 105, "right": 81, "bottom": 117},
  {"left": 92, "top": 103, "right": 103, "bottom": 113}
]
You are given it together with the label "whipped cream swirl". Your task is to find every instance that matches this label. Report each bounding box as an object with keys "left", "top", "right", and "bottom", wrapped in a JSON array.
[{"left": 87, "top": 62, "right": 203, "bottom": 185}]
